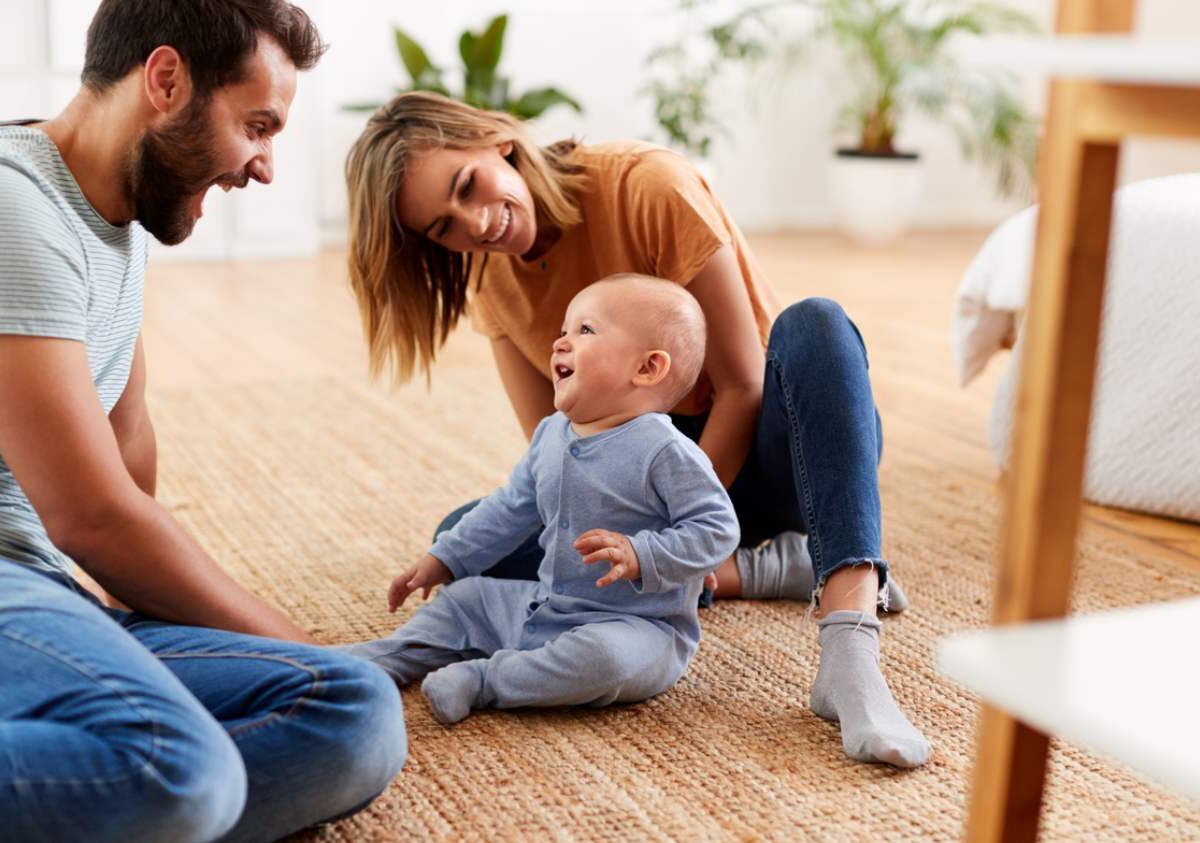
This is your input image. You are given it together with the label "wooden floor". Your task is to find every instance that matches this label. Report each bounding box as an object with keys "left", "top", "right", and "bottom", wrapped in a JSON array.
[{"left": 141, "top": 229, "right": 1200, "bottom": 575}]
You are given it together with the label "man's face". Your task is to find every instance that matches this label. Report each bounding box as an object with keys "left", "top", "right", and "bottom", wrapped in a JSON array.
[{"left": 130, "top": 38, "right": 298, "bottom": 244}]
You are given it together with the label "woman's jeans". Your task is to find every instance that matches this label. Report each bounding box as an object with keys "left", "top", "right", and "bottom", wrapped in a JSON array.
[
  {"left": 0, "top": 559, "right": 408, "bottom": 843},
  {"left": 438, "top": 298, "right": 889, "bottom": 592}
]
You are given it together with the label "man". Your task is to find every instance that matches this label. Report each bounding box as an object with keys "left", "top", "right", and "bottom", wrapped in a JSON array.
[{"left": 0, "top": 2, "right": 406, "bottom": 840}]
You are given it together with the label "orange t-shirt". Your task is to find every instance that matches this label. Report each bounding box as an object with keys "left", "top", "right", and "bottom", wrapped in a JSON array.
[{"left": 470, "top": 141, "right": 781, "bottom": 415}]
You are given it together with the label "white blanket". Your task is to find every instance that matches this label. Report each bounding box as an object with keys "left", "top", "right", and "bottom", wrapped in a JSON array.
[{"left": 951, "top": 175, "right": 1200, "bottom": 522}]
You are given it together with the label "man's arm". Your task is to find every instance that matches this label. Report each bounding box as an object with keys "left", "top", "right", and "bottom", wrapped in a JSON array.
[
  {"left": 108, "top": 336, "right": 156, "bottom": 496},
  {"left": 0, "top": 335, "right": 312, "bottom": 641}
]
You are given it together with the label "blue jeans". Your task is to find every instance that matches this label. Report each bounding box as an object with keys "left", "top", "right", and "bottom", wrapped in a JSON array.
[
  {"left": 0, "top": 559, "right": 407, "bottom": 842},
  {"left": 438, "top": 298, "right": 888, "bottom": 591}
]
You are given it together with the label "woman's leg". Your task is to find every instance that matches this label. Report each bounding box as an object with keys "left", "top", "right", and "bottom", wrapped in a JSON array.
[
  {"left": 434, "top": 499, "right": 543, "bottom": 580},
  {"left": 735, "top": 298, "right": 929, "bottom": 767}
]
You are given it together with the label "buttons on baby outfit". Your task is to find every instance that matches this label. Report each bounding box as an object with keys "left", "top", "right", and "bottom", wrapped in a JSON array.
[{"left": 569, "top": 446, "right": 581, "bottom": 457}]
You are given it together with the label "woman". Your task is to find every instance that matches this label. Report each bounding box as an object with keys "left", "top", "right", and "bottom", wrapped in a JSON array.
[{"left": 345, "top": 92, "right": 929, "bottom": 768}]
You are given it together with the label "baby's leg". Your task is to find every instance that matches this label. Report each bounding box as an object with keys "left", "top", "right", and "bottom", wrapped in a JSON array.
[
  {"left": 421, "top": 616, "right": 684, "bottom": 724},
  {"left": 338, "top": 578, "right": 535, "bottom": 686}
]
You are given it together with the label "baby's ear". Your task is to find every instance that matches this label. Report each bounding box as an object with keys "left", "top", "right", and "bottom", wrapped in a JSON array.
[{"left": 633, "top": 350, "right": 671, "bottom": 387}]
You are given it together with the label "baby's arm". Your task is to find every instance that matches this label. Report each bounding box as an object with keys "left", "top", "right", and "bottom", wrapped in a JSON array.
[
  {"left": 426, "top": 420, "right": 548, "bottom": 581},
  {"left": 625, "top": 440, "right": 740, "bottom": 593}
]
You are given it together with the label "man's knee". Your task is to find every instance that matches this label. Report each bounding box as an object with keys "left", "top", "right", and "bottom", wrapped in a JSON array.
[
  {"left": 138, "top": 728, "right": 248, "bottom": 843},
  {"left": 304, "top": 652, "right": 407, "bottom": 815}
]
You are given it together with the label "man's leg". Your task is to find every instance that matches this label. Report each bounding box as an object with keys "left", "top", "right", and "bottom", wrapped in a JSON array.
[
  {"left": 0, "top": 561, "right": 247, "bottom": 843},
  {"left": 120, "top": 612, "right": 407, "bottom": 843},
  {"left": 421, "top": 615, "right": 685, "bottom": 724}
]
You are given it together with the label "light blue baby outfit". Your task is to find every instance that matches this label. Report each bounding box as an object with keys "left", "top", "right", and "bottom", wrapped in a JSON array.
[{"left": 344, "top": 411, "right": 739, "bottom": 713}]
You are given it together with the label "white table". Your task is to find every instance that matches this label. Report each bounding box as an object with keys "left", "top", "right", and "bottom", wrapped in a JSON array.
[{"left": 938, "top": 597, "right": 1200, "bottom": 804}]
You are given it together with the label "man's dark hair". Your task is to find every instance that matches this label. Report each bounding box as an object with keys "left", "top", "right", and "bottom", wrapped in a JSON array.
[{"left": 82, "top": 0, "right": 327, "bottom": 97}]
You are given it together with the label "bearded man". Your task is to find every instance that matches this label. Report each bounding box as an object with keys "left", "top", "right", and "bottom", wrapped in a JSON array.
[{"left": 0, "top": 2, "right": 406, "bottom": 840}]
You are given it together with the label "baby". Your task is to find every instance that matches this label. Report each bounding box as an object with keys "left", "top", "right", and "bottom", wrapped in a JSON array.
[{"left": 344, "top": 273, "right": 739, "bottom": 724}]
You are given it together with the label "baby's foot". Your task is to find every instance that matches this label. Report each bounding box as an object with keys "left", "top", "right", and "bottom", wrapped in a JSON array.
[
  {"left": 421, "top": 661, "right": 482, "bottom": 725},
  {"left": 736, "top": 532, "right": 910, "bottom": 611},
  {"left": 810, "top": 610, "right": 930, "bottom": 768}
]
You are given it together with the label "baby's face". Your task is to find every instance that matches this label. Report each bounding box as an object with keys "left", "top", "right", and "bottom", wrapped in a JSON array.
[{"left": 550, "top": 285, "right": 652, "bottom": 423}]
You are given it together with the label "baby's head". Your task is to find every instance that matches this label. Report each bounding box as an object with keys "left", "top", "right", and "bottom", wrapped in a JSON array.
[{"left": 550, "top": 273, "right": 707, "bottom": 426}]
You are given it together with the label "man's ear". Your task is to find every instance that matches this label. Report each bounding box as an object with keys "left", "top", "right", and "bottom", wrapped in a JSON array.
[
  {"left": 633, "top": 350, "right": 672, "bottom": 387},
  {"left": 143, "top": 45, "right": 193, "bottom": 116}
]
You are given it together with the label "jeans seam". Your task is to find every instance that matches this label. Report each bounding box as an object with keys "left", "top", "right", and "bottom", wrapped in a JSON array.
[
  {"left": 768, "top": 349, "right": 822, "bottom": 580},
  {"left": 0, "top": 627, "right": 164, "bottom": 788},
  {"left": 155, "top": 652, "right": 323, "bottom": 739}
]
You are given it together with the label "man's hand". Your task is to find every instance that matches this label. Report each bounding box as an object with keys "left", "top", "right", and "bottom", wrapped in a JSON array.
[
  {"left": 575, "top": 529, "right": 641, "bottom": 588},
  {"left": 388, "top": 553, "right": 452, "bottom": 612}
]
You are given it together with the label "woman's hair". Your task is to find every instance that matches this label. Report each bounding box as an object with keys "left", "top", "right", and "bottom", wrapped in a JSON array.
[{"left": 345, "top": 91, "right": 588, "bottom": 383}]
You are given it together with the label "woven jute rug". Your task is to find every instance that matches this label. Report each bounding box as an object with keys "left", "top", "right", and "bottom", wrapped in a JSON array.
[{"left": 146, "top": 373, "right": 1200, "bottom": 841}]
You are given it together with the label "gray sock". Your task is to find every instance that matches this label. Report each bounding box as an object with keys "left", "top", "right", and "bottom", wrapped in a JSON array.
[
  {"left": 735, "top": 532, "right": 910, "bottom": 611},
  {"left": 421, "top": 660, "right": 482, "bottom": 725},
  {"left": 810, "top": 610, "right": 931, "bottom": 768}
]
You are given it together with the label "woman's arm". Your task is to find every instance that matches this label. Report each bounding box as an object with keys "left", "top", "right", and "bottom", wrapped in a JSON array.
[
  {"left": 491, "top": 336, "right": 556, "bottom": 441},
  {"left": 687, "top": 245, "right": 766, "bottom": 487}
]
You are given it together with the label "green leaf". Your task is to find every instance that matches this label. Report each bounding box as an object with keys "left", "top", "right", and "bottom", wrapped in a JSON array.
[
  {"left": 460, "top": 14, "right": 507, "bottom": 73},
  {"left": 393, "top": 27, "right": 441, "bottom": 88},
  {"left": 509, "top": 87, "right": 584, "bottom": 120}
]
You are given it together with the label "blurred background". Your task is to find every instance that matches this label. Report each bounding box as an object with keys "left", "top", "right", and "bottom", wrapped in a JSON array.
[{"left": 5, "top": 0, "right": 1200, "bottom": 262}]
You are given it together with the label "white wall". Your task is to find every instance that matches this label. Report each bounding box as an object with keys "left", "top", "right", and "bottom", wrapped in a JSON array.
[{"left": 5, "top": 0, "right": 1200, "bottom": 260}]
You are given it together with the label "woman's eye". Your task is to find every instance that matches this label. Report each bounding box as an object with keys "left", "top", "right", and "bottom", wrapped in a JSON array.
[{"left": 460, "top": 173, "right": 475, "bottom": 198}]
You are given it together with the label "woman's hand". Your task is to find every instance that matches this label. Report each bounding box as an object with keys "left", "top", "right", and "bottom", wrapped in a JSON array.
[
  {"left": 388, "top": 553, "right": 452, "bottom": 611},
  {"left": 575, "top": 529, "right": 641, "bottom": 587}
]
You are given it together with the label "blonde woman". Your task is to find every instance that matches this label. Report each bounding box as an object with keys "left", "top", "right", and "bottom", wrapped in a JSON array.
[{"left": 345, "top": 92, "right": 929, "bottom": 768}]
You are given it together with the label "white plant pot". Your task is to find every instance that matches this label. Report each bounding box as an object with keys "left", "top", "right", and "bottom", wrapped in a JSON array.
[{"left": 828, "top": 151, "right": 923, "bottom": 247}]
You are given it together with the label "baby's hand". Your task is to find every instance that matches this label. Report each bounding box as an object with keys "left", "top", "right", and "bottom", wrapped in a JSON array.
[
  {"left": 575, "top": 529, "right": 641, "bottom": 587},
  {"left": 388, "top": 553, "right": 452, "bottom": 612}
]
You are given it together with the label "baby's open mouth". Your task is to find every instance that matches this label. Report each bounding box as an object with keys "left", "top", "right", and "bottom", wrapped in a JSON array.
[{"left": 554, "top": 364, "right": 574, "bottom": 383}]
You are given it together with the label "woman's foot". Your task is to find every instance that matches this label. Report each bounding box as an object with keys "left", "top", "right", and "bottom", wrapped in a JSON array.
[
  {"left": 730, "top": 532, "right": 910, "bottom": 611},
  {"left": 810, "top": 610, "right": 930, "bottom": 768}
]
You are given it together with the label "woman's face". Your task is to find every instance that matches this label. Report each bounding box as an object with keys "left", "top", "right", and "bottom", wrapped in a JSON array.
[{"left": 395, "top": 141, "right": 537, "bottom": 256}]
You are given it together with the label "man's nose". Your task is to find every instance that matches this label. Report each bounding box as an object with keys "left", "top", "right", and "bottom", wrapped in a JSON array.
[{"left": 247, "top": 145, "right": 274, "bottom": 185}]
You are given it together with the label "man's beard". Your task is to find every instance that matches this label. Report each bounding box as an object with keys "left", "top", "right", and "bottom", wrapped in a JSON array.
[{"left": 127, "top": 100, "right": 224, "bottom": 246}]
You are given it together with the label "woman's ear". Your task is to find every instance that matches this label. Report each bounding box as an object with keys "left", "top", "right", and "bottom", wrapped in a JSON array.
[
  {"left": 633, "top": 350, "right": 672, "bottom": 388},
  {"left": 498, "top": 140, "right": 515, "bottom": 159}
]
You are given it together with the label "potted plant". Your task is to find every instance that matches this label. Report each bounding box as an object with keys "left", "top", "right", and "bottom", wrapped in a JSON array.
[
  {"left": 345, "top": 13, "right": 583, "bottom": 120},
  {"left": 646, "top": 0, "right": 1040, "bottom": 245}
]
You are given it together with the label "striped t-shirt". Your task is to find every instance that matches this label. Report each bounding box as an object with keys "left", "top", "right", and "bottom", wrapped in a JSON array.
[{"left": 0, "top": 124, "right": 145, "bottom": 576}]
